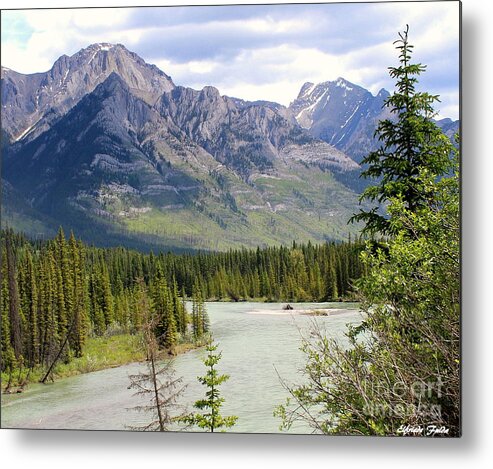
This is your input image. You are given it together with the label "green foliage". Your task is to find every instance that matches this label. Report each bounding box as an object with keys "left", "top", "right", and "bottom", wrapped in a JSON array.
[
  {"left": 151, "top": 270, "right": 177, "bottom": 350},
  {"left": 277, "top": 165, "right": 460, "bottom": 435},
  {"left": 350, "top": 25, "right": 455, "bottom": 235},
  {"left": 179, "top": 341, "right": 237, "bottom": 432},
  {"left": 276, "top": 28, "right": 460, "bottom": 436},
  {"left": 191, "top": 281, "right": 209, "bottom": 340}
]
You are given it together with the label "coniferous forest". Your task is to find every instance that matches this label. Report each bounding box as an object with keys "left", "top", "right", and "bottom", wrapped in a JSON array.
[{"left": 1, "top": 227, "right": 363, "bottom": 380}]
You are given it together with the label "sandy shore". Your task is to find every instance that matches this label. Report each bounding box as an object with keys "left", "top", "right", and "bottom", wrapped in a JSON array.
[{"left": 246, "top": 308, "right": 359, "bottom": 316}]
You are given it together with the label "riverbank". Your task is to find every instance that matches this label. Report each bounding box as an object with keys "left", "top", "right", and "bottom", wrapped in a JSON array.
[
  {"left": 1, "top": 333, "right": 203, "bottom": 393},
  {"left": 1, "top": 301, "right": 363, "bottom": 431},
  {"left": 203, "top": 297, "right": 359, "bottom": 303}
]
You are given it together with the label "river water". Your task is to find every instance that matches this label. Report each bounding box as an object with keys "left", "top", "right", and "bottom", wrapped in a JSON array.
[{"left": 1, "top": 302, "right": 362, "bottom": 433}]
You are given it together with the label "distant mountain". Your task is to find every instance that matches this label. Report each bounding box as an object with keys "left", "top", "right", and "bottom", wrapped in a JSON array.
[
  {"left": 289, "top": 77, "right": 459, "bottom": 164},
  {"left": 436, "top": 118, "right": 460, "bottom": 141},
  {"left": 1, "top": 44, "right": 458, "bottom": 251},
  {"left": 2, "top": 46, "right": 361, "bottom": 251},
  {"left": 289, "top": 78, "right": 391, "bottom": 164}
]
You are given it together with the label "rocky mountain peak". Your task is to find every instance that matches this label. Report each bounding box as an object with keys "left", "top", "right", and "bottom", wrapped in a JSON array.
[
  {"left": 1, "top": 42, "right": 175, "bottom": 142},
  {"left": 377, "top": 88, "right": 390, "bottom": 99},
  {"left": 297, "top": 82, "right": 316, "bottom": 99},
  {"left": 290, "top": 78, "right": 385, "bottom": 144},
  {"left": 289, "top": 77, "right": 457, "bottom": 165}
]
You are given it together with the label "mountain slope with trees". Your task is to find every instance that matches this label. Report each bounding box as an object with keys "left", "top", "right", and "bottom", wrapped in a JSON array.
[{"left": 2, "top": 43, "right": 362, "bottom": 251}]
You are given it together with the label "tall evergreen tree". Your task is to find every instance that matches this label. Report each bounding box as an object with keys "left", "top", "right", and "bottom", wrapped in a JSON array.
[
  {"left": 191, "top": 281, "right": 209, "bottom": 340},
  {"left": 68, "top": 233, "right": 87, "bottom": 357},
  {"left": 350, "top": 25, "right": 454, "bottom": 235},
  {"left": 1, "top": 245, "right": 15, "bottom": 379},
  {"left": 21, "top": 251, "right": 38, "bottom": 367},
  {"left": 151, "top": 270, "right": 177, "bottom": 350},
  {"left": 39, "top": 251, "right": 59, "bottom": 366},
  {"left": 5, "top": 230, "right": 23, "bottom": 362}
]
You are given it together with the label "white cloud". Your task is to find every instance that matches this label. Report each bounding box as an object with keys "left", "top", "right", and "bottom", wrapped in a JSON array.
[
  {"left": 1, "top": 2, "right": 459, "bottom": 119},
  {"left": 221, "top": 80, "right": 302, "bottom": 105},
  {"left": 1, "top": 8, "right": 131, "bottom": 73}
]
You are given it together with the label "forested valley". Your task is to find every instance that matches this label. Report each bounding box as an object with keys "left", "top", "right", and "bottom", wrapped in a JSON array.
[{"left": 1, "top": 227, "right": 363, "bottom": 387}]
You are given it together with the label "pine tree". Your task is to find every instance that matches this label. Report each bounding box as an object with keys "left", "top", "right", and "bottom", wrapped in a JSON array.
[
  {"left": 21, "top": 250, "right": 38, "bottom": 367},
  {"left": 68, "top": 233, "right": 87, "bottom": 357},
  {"left": 191, "top": 280, "right": 209, "bottom": 340},
  {"left": 56, "top": 228, "right": 73, "bottom": 335},
  {"left": 171, "top": 277, "right": 186, "bottom": 335},
  {"left": 151, "top": 271, "right": 177, "bottom": 350},
  {"left": 39, "top": 251, "right": 59, "bottom": 366},
  {"left": 179, "top": 340, "right": 237, "bottom": 432},
  {"left": 180, "top": 285, "right": 188, "bottom": 334},
  {"left": 191, "top": 282, "right": 202, "bottom": 339},
  {"left": 131, "top": 277, "right": 150, "bottom": 334},
  {"left": 127, "top": 310, "right": 187, "bottom": 431},
  {"left": 89, "top": 272, "right": 106, "bottom": 335},
  {"left": 5, "top": 230, "right": 23, "bottom": 362},
  {"left": 350, "top": 25, "right": 454, "bottom": 235},
  {"left": 1, "top": 245, "right": 16, "bottom": 381},
  {"left": 99, "top": 262, "right": 114, "bottom": 329},
  {"left": 200, "top": 301, "right": 210, "bottom": 336},
  {"left": 52, "top": 246, "right": 67, "bottom": 342}
]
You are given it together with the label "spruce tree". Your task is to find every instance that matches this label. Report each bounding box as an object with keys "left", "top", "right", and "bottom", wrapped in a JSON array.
[
  {"left": 171, "top": 277, "right": 186, "bottom": 335},
  {"left": 191, "top": 281, "right": 203, "bottom": 339},
  {"left": 68, "top": 233, "right": 87, "bottom": 357},
  {"left": 131, "top": 277, "right": 150, "bottom": 334},
  {"left": 89, "top": 272, "right": 106, "bottom": 335},
  {"left": 55, "top": 227, "right": 72, "bottom": 342},
  {"left": 22, "top": 251, "right": 39, "bottom": 367},
  {"left": 40, "top": 251, "right": 59, "bottom": 366},
  {"left": 99, "top": 262, "right": 114, "bottom": 328},
  {"left": 180, "top": 340, "right": 237, "bottom": 432},
  {"left": 1, "top": 246, "right": 15, "bottom": 380},
  {"left": 151, "top": 271, "right": 177, "bottom": 350},
  {"left": 5, "top": 229, "right": 23, "bottom": 362},
  {"left": 52, "top": 246, "right": 67, "bottom": 341},
  {"left": 350, "top": 25, "right": 454, "bottom": 235}
]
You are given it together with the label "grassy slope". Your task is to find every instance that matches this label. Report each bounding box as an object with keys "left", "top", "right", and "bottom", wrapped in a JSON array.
[
  {"left": 122, "top": 160, "right": 362, "bottom": 250},
  {"left": 1, "top": 333, "right": 204, "bottom": 390}
]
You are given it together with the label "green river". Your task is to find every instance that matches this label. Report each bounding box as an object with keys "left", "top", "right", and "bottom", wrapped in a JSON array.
[{"left": 1, "top": 302, "right": 362, "bottom": 433}]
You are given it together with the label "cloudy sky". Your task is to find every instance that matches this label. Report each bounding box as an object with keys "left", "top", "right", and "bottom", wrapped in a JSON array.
[{"left": 1, "top": 1, "right": 460, "bottom": 119}]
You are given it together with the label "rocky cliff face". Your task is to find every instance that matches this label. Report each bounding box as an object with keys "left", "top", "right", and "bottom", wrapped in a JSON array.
[
  {"left": 1, "top": 43, "right": 174, "bottom": 142},
  {"left": 156, "top": 85, "right": 357, "bottom": 177},
  {"left": 289, "top": 78, "right": 459, "bottom": 164}
]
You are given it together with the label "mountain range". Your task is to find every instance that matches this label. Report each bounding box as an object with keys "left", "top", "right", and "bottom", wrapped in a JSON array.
[{"left": 1, "top": 43, "right": 459, "bottom": 251}]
